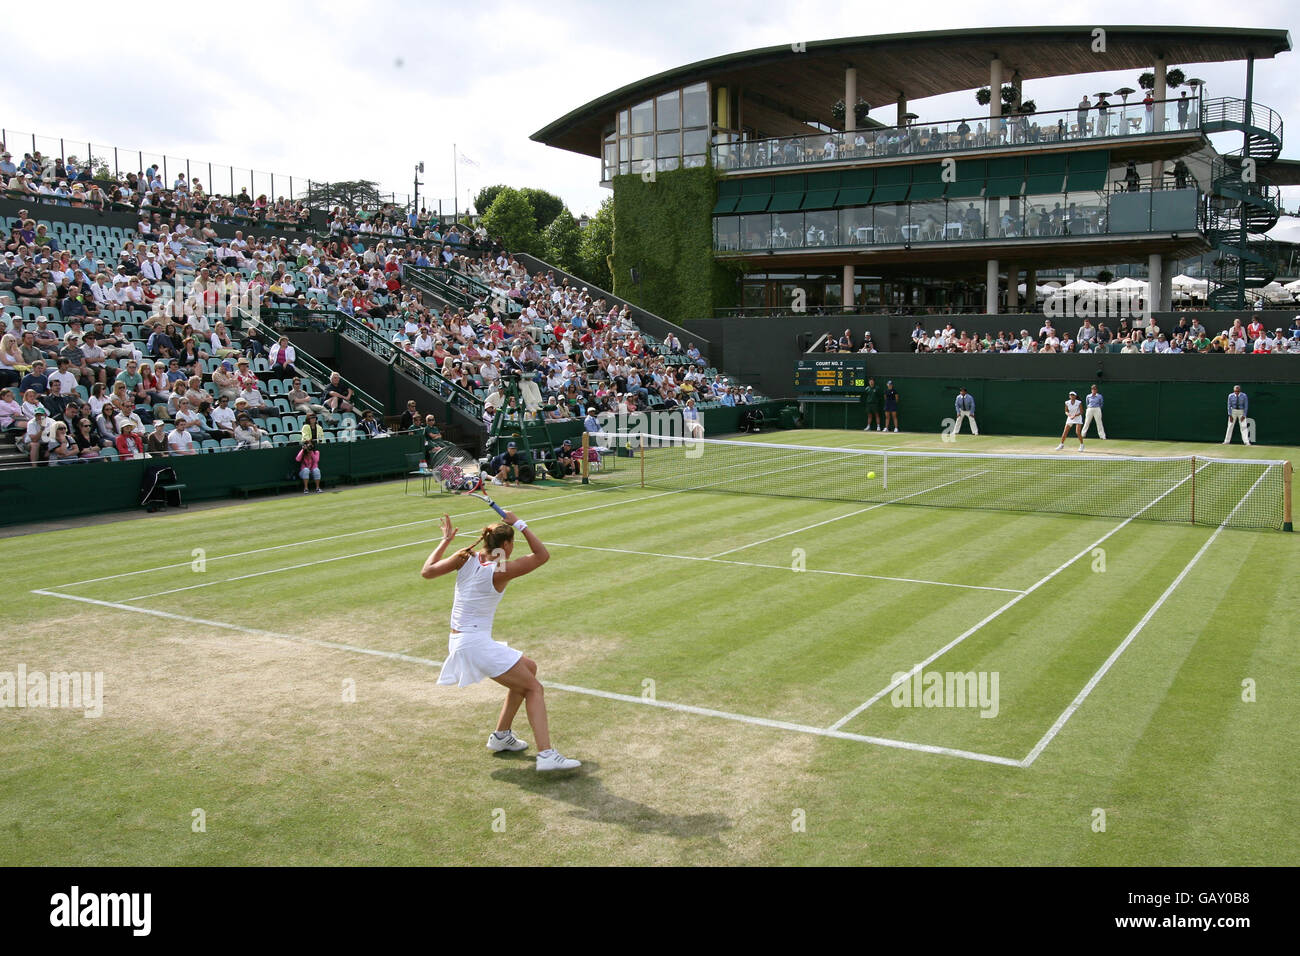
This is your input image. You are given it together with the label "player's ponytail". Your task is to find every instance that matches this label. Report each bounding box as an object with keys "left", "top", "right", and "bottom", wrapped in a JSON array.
[{"left": 480, "top": 523, "right": 515, "bottom": 554}]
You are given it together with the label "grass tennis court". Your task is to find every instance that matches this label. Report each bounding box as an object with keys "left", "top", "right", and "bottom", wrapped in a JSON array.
[{"left": 2, "top": 429, "right": 1296, "bottom": 865}]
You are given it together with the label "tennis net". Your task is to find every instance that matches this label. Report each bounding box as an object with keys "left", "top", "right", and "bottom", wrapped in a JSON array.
[{"left": 590, "top": 434, "right": 1292, "bottom": 531}]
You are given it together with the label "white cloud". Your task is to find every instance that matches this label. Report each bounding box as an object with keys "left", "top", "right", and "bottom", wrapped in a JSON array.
[{"left": 3, "top": 0, "right": 1297, "bottom": 214}]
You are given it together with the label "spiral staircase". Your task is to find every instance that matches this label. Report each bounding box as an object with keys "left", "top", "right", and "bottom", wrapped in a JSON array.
[{"left": 1200, "top": 97, "right": 1284, "bottom": 309}]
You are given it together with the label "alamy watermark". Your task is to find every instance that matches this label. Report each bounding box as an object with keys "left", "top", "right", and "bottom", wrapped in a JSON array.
[
  {"left": 890, "top": 668, "right": 999, "bottom": 718},
  {"left": 0, "top": 665, "right": 103, "bottom": 718}
]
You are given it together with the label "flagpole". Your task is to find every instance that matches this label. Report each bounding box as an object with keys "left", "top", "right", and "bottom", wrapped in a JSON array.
[{"left": 453, "top": 143, "right": 458, "bottom": 224}]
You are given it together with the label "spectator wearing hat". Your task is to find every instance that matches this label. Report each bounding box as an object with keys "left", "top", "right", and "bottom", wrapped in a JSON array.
[
  {"left": 18, "top": 405, "right": 51, "bottom": 464},
  {"left": 145, "top": 420, "right": 170, "bottom": 456},
  {"left": 115, "top": 418, "right": 145, "bottom": 459},
  {"left": 212, "top": 360, "right": 240, "bottom": 401},
  {"left": 59, "top": 334, "right": 93, "bottom": 388},
  {"left": 232, "top": 413, "right": 270, "bottom": 450}
]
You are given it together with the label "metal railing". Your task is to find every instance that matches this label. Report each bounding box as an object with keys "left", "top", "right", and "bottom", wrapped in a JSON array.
[{"left": 712, "top": 97, "right": 1201, "bottom": 173}]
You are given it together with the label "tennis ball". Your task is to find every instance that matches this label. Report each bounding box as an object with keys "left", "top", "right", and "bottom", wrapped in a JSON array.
[{"left": 867, "top": 471, "right": 876, "bottom": 479}]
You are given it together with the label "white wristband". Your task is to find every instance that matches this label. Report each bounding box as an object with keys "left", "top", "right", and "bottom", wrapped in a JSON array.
[{"left": 513, "top": 519, "right": 528, "bottom": 532}]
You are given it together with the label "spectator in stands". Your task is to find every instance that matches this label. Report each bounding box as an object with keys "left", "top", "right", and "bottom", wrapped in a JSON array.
[
  {"left": 268, "top": 335, "right": 297, "bottom": 376},
  {"left": 146, "top": 321, "right": 176, "bottom": 359},
  {"left": 358, "top": 409, "right": 387, "bottom": 437},
  {"left": 31, "top": 318, "right": 60, "bottom": 359},
  {"left": 0, "top": 333, "right": 26, "bottom": 387},
  {"left": 42, "top": 375, "right": 73, "bottom": 418},
  {"left": 71, "top": 415, "right": 100, "bottom": 459},
  {"left": 164, "top": 418, "right": 197, "bottom": 455},
  {"left": 0, "top": 387, "right": 27, "bottom": 434},
  {"left": 145, "top": 419, "right": 170, "bottom": 456},
  {"left": 46, "top": 421, "right": 81, "bottom": 465},
  {"left": 398, "top": 399, "right": 420, "bottom": 431},
  {"left": 288, "top": 377, "right": 325, "bottom": 417},
  {"left": 174, "top": 397, "right": 212, "bottom": 441},
  {"left": 208, "top": 322, "right": 240, "bottom": 359},
  {"left": 227, "top": 411, "right": 268, "bottom": 450},
  {"left": 211, "top": 360, "right": 239, "bottom": 401},
  {"left": 209, "top": 395, "right": 236, "bottom": 439},
  {"left": 18, "top": 406, "right": 50, "bottom": 464},
  {"left": 323, "top": 371, "right": 355, "bottom": 420},
  {"left": 115, "top": 418, "right": 145, "bottom": 459}
]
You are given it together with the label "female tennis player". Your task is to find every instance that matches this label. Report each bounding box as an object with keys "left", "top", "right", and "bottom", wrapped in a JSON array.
[
  {"left": 1056, "top": 390, "right": 1085, "bottom": 451},
  {"left": 421, "top": 511, "right": 581, "bottom": 771}
]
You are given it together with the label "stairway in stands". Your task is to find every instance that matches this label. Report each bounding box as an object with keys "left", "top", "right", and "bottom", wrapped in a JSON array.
[{"left": 1201, "top": 96, "right": 1285, "bottom": 309}]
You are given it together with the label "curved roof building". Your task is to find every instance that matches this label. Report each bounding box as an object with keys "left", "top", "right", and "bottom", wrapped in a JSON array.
[{"left": 534, "top": 25, "right": 1292, "bottom": 319}]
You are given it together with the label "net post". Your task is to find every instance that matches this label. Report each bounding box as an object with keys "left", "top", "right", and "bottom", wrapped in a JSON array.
[
  {"left": 640, "top": 433, "right": 645, "bottom": 489},
  {"left": 1190, "top": 456, "right": 1196, "bottom": 526},
  {"left": 1284, "top": 461, "right": 1293, "bottom": 532},
  {"left": 581, "top": 431, "right": 589, "bottom": 485}
]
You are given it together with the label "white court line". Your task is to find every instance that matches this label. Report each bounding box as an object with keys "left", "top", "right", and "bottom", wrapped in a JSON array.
[
  {"left": 544, "top": 541, "right": 1026, "bottom": 594},
  {"left": 55, "top": 436, "right": 901, "bottom": 592},
  {"left": 1020, "top": 468, "right": 1271, "bottom": 767},
  {"left": 826, "top": 462, "right": 1209, "bottom": 733},
  {"left": 708, "top": 470, "right": 989, "bottom": 559},
  {"left": 30, "top": 588, "right": 1020, "bottom": 767},
  {"left": 113, "top": 485, "right": 695, "bottom": 603},
  {"left": 113, "top": 444, "right": 903, "bottom": 603},
  {"left": 51, "top": 486, "right": 594, "bottom": 590},
  {"left": 61, "top": 438, "right": 841, "bottom": 593}
]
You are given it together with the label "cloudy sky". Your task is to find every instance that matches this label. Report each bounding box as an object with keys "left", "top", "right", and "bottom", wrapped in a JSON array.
[{"left": 4, "top": 0, "right": 1297, "bottom": 216}]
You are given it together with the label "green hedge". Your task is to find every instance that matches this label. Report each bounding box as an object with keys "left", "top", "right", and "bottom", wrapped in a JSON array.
[{"left": 611, "top": 166, "right": 739, "bottom": 321}]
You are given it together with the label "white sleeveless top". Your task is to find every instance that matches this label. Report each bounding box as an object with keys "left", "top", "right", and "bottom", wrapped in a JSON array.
[{"left": 449, "top": 555, "right": 505, "bottom": 632}]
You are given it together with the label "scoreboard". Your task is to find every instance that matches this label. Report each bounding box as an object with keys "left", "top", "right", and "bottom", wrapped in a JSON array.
[{"left": 795, "top": 357, "right": 868, "bottom": 393}]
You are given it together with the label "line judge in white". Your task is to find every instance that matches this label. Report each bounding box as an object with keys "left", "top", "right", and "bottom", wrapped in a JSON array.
[
  {"left": 1056, "top": 390, "right": 1085, "bottom": 451},
  {"left": 421, "top": 512, "right": 581, "bottom": 771}
]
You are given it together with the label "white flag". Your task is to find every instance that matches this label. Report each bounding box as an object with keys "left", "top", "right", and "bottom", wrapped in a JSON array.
[{"left": 458, "top": 152, "right": 479, "bottom": 168}]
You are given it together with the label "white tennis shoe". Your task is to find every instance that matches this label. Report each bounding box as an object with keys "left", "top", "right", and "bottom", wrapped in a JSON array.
[
  {"left": 536, "top": 749, "right": 581, "bottom": 771},
  {"left": 487, "top": 730, "right": 528, "bottom": 752},
  {"left": 1055, "top": 443, "right": 1065, "bottom": 451}
]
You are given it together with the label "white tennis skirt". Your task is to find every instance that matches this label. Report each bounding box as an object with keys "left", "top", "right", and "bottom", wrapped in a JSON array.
[{"left": 437, "top": 630, "right": 522, "bottom": 687}]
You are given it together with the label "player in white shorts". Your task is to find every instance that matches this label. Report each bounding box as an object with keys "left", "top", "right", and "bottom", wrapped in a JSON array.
[
  {"left": 1056, "top": 390, "right": 1085, "bottom": 451},
  {"left": 421, "top": 512, "right": 580, "bottom": 771}
]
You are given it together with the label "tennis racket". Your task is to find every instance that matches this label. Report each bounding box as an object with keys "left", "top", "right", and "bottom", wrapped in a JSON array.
[{"left": 466, "top": 491, "right": 510, "bottom": 522}]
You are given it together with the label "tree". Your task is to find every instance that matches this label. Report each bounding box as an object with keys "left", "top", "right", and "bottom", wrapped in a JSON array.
[
  {"left": 480, "top": 187, "right": 540, "bottom": 255},
  {"left": 542, "top": 209, "right": 581, "bottom": 273},
  {"left": 474, "top": 184, "right": 508, "bottom": 216},
  {"left": 520, "top": 188, "right": 565, "bottom": 231},
  {"left": 575, "top": 197, "right": 614, "bottom": 290},
  {"left": 301, "top": 179, "right": 382, "bottom": 210}
]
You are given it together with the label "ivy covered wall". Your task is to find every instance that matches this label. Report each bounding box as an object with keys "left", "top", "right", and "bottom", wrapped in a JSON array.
[{"left": 611, "top": 165, "right": 740, "bottom": 322}]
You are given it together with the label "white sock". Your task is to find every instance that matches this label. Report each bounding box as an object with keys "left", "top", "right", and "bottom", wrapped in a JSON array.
[
  {"left": 492, "top": 730, "right": 510, "bottom": 738},
  {"left": 538, "top": 748, "right": 557, "bottom": 757}
]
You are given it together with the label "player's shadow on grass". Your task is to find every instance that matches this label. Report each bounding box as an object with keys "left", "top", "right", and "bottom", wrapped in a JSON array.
[{"left": 489, "top": 761, "right": 732, "bottom": 838}]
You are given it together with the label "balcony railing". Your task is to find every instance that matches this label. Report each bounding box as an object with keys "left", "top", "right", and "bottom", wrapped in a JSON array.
[
  {"left": 712, "top": 97, "right": 1202, "bottom": 173},
  {"left": 714, "top": 183, "right": 1205, "bottom": 254}
]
